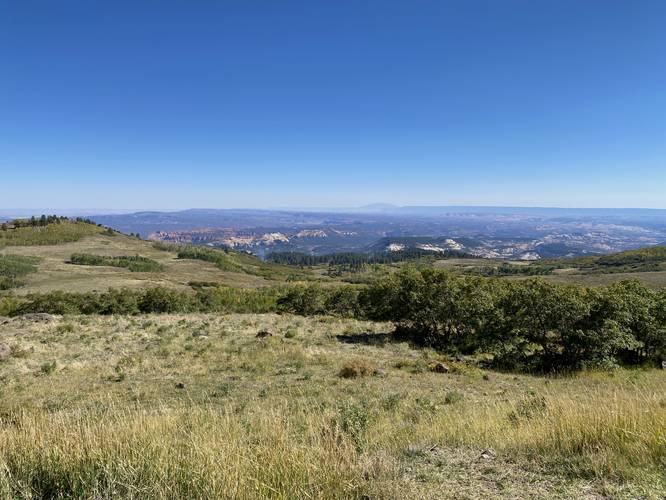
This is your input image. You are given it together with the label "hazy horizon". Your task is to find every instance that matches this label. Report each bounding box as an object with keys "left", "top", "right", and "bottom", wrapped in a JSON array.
[{"left": 3, "top": 203, "right": 666, "bottom": 220}]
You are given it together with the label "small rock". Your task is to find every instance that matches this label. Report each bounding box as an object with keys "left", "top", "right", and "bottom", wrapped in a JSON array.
[
  {"left": 0, "top": 343, "right": 11, "bottom": 361},
  {"left": 433, "top": 362, "right": 450, "bottom": 373},
  {"left": 661, "top": 360, "right": 666, "bottom": 370},
  {"left": 175, "top": 382, "right": 186, "bottom": 389},
  {"left": 373, "top": 368, "right": 387, "bottom": 377},
  {"left": 20, "top": 313, "right": 55, "bottom": 323},
  {"left": 479, "top": 449, "right": 497, "bottom": 461},
  {"left": 256, "top": 330, "right": 273, "bottom": 339}
]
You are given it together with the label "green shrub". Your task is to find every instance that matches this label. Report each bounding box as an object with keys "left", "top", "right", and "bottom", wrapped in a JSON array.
[
  {"left": 70, "top": 253, "right": 163, "bottom": 272},
  {"left": 277, "top": 285, "right": 360, "bottom": 317},
  {"left": 138, "top": 288, "right": 194, "bottom": 314},
  {"left": 361, "top": 267, "right": 666, "bottom": 371},
  {"left": 40, "top": 361, "right": 57, "bottom": 375},
  {"left": 195, "top": 286, "right": 280, "bottom": 314},
  {"left": 444, "top": 390, "right": 463, "bottom": 405},
  {"left": 336, "top": 402, "right": 373, "bottom": 451}
]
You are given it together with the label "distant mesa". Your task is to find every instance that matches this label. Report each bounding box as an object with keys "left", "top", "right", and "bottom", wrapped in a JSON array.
[{"left": 294, "top": 229, "right": 328, "bottom": 238}]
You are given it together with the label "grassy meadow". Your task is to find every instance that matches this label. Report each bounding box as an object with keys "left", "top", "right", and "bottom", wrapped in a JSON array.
[
  {"left": 0, "top": 232, "right": 292, "bottom": 294},
  {"left": 0, "top": 313, "right": 664, "bottom": 498}
]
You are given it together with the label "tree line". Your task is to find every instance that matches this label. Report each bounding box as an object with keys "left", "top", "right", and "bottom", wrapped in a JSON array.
[
  {"left": 266, "top": 248, "right": 469, "bottom": 269},
  {"left": 1, "top": 215, "right": 68, "bottom": 230}
]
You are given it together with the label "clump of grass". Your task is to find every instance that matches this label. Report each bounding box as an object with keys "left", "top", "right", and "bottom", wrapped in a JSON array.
[
  {"left": 337, "top": 402, "right": 373, "bottom": 451},
  {"left": 338, "top": 358, "right": 377, "bottom": 378},
  {"left": 40, "top": 361, "right": 57, "bottom": 375},
  {"left": 507, "top": 394, "right": 548, "bottom": 424},
  {"left": 444, "top": 390, "right": 463, "bottom": 405},
  {"left": 55, "top": 322, "right": 75, "bottom": 334},
  {"left": 394, "top": 357, "right": 428, "bottom": 374}
]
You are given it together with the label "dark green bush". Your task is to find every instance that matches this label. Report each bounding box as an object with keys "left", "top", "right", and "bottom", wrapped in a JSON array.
[
  {"left": 361, "top": 267, "right": 666, "bottom": 371},
  {"left": 70, "top": 253, "right": 163, "bottom": 272},
  {"left": 276, "top": 285, "right": 360, "bottom": 317}
]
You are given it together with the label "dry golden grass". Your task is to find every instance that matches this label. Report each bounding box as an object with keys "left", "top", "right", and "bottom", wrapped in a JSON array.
[{"left": 0, "top": 313, "right": 664, "bottom": 498}]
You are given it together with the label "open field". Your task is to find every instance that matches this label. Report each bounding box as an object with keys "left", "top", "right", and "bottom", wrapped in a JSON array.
[
  {"left": 0, "top": 233, "right": 277, "bottom": 293},
  {"left": 0, "top": 313, "right": 664, "bottom": 498}
]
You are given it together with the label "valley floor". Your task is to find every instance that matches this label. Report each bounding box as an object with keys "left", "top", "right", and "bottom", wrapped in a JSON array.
[{"left": 0, "top": 313, "right": 664, "bottom": 498}]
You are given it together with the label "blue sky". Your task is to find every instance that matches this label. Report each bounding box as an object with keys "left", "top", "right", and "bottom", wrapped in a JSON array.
[{"left": 1, "top": 0, "right": 665, "bottom": 209}]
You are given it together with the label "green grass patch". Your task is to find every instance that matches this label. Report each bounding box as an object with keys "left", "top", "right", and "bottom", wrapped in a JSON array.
[{"left": 0, "top": 255, "right": 40, "bottom": 289}]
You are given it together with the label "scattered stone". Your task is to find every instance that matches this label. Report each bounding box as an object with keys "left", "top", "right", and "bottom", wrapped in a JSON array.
[
  {"left": 479, "top": 449, "right": 497, "bottom": 461},
  {"left": 175, "top": 382, "right": 186, "bottom": 389},
  {"left": 432, "top": 362, "right": 450, "bottom": 373},
  {"left": 0, "top": 343, "right": 11, "bottom": 361},
  {"left": 20, "top": 313, "right": 55, "bottom": 323},
  {"left": 256, "top": 330, "right": 273, "bottom": 339},
  {"left": 661, "top": 360, "right": 666, "bottom": 370},
  {"left": 373, "top": 368, "right": 387, "bottom": 377}
]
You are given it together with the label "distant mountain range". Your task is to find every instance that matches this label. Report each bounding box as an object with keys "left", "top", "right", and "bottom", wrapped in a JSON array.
[
  {"left": 70, "top": 207, "right": 666, "bottom": 260},
  {"left": 4, "top": 206, "right": 666, "bottom": 260}
]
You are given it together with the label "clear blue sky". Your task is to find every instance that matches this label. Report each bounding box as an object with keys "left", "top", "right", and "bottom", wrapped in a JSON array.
[{"left": 1, "top": 0, "right": 665, "bottom": 209}]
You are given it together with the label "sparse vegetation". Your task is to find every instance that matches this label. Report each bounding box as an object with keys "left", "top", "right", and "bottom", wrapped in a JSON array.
[{"left": 0, "top": 314, "right": 663, "bottom": 498}]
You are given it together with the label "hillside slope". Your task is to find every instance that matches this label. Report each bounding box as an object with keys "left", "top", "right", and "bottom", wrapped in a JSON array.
[{"left": 0, "top": 221, "right": 309, "bottom": 294}]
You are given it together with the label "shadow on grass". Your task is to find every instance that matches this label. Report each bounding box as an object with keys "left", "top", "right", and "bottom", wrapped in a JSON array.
[{"left": 335, "top": 331, "right": 401, "bottom": 347}]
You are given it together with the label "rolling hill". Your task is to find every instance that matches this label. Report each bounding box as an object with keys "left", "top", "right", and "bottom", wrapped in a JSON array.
[{"left": 0, "top": 219, "right": 311, "bottom": 294}]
